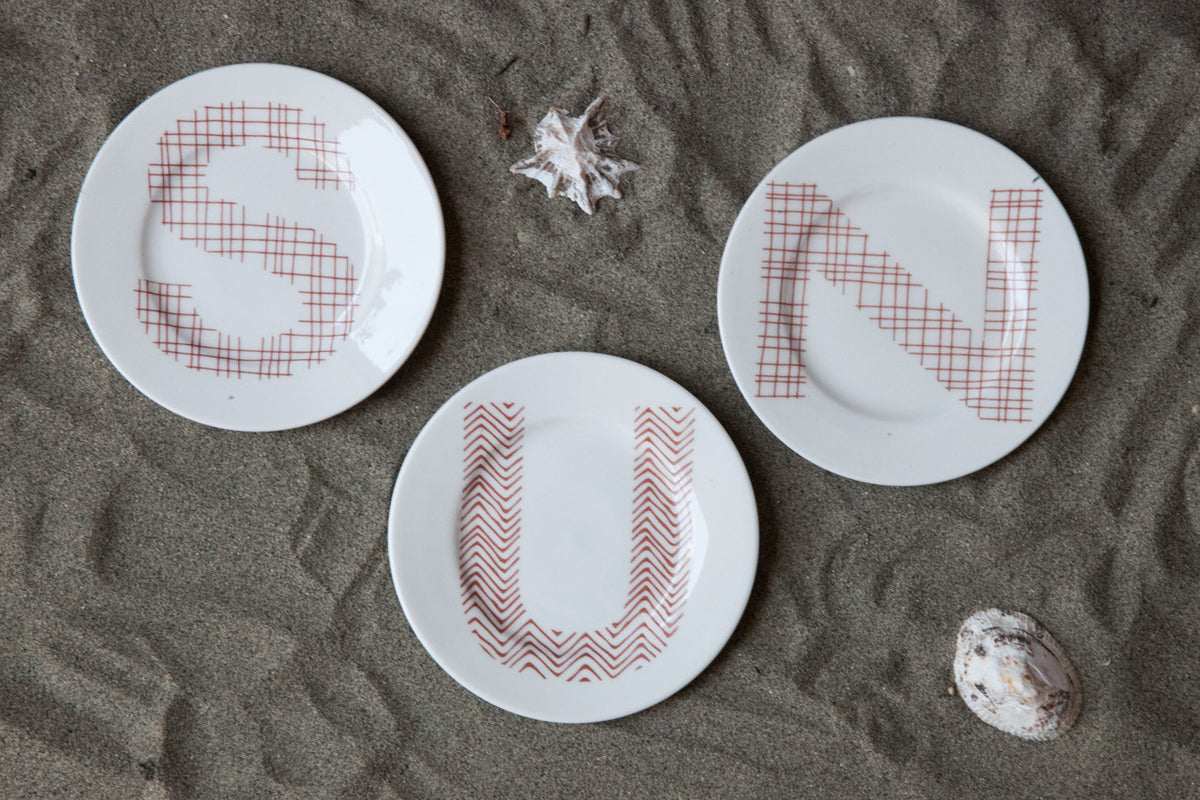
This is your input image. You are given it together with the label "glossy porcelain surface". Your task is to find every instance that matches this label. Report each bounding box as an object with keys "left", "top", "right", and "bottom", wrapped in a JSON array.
[
  {"left": 718, "top": 117, "right": 1088, "bottom": 484},
  {"left": 72, "top": 63, "right": 444, "bottom": 430},
  {"left": 388, "top": 352, "right": 758, "bottom": 722}
]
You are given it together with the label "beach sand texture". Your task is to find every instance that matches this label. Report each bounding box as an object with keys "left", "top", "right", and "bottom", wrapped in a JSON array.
[{"left": 2, "top": 0, "right": 1199, "bottom": 797}]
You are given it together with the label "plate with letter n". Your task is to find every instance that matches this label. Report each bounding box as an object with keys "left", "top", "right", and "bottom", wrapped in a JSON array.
[
  {"left": 718, "top": 117, "right": 1088, "bottom": 485},
  {"left": 387, "top": 352, "right": 758, "bottom": 722}
]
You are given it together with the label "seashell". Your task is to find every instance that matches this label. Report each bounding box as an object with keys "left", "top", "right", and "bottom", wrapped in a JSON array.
[
  {"left": 953, "top": 608, "right": 1082, "bottom": 741},
  {"left": 510, "top": 95, "right": 638, "bottom": 215}
]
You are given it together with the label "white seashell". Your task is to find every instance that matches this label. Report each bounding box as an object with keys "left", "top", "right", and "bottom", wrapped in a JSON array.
[
  {"left": 510, "top": 95, "right": 638, "bottom": 215},
  {"left": 953, "top": 608, "right": 1082, "bottom": 741}
]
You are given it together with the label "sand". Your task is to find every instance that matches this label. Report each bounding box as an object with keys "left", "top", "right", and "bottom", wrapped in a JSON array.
[{"left": 2, "top": 0, "right": 1199, "bottom": 797}]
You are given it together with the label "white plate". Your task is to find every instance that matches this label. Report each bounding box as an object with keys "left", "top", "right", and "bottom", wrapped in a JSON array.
[
  {"left": 72, "top": 64, "right": 444, "bottom": 430},
  {"left": 388, "top": 352, "right": 758, "bottom": 722},
  {"left": 718, "top": 117, "right": 1088, "bottom": 485}
]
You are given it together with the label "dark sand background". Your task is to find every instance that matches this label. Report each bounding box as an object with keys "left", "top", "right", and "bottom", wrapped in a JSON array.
[{"left": 3, "top": 0, "right": 1200, "bottom": 797}]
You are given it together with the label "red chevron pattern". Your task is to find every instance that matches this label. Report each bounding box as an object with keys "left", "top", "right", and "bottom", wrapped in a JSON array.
[
  {"left": 138, "top": 103, "right": 357, "bottom": 378},
  {"left": 755, "top": 183, "right": 1041, "bottom": 422},
  {"left": 458, "top": 403, "right": 695, "bottom": 682}
]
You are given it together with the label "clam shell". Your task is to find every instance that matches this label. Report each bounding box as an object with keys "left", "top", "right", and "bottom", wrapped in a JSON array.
[{"left": 953, "top": 608, "right": 1082, "bottom": 741}]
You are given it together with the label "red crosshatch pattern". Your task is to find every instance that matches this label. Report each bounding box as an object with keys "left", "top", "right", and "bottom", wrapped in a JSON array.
[
  {"left": 137, "top": 103, "right": 356, "bottom": 378},
  {"left": 458, "top": 403, "right": 696, "bottom": 682},
  {"left": 755, "top": 182, "right": 1042, "bottom": 422}
]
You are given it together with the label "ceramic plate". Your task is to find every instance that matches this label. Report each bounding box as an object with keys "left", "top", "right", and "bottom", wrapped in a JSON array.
[
  {"left": 388, "top": 352, "right": 758, "bottom": 722},
  {"left": 718, "top": 117, "right": 1088, "bottom": 485},
  {"left": 72, "top": 64, "right": 443, "bottom": 430}
]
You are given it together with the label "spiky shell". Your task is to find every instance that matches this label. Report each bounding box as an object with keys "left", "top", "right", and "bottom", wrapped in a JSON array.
[
  {"left": 953, "top": 608, "right": 1082, "bottom": 741},
  {"left": 510, "top": 95, "right": 638, "bottom": 215}
]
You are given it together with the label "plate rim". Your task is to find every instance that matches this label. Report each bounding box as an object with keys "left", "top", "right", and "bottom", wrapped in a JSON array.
[
  {"left": 717, "top": 115, "right": 1089, "bottom": 485},
  {"left": 387, "top": 351, "right": 759, "bottom": 723},
  {"left": 70, "top": 62, "right": 445, "bottom": 431}
]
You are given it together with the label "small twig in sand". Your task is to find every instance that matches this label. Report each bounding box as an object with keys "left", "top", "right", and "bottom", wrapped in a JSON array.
[
  {"left": 495, "top": 55, "right": 518, "bottom": 76},
  {"left": 487, "top": 97, "right": 512, "bottom": 140}
]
